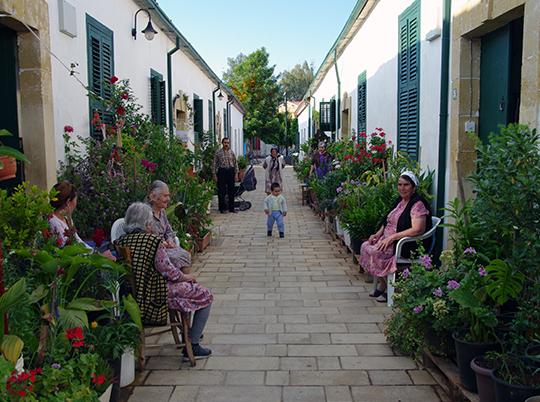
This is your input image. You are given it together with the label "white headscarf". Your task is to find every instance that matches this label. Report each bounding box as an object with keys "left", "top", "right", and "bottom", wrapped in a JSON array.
[{"left": 400, "top": 170, "right": 419, "bottom": 187}]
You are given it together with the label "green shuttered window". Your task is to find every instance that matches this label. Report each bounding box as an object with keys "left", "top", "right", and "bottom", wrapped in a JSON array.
[
  {"left": 86, "top": 15, "right": 114, "bottom": 140},
  {"left": 397, "top": 0, "right": 420, "bottom": 160},
  {"left": 357, "top": 71, "right": 367, "bottom": 138},
  {"left": 150, "top": 70, "right": 166, "bottom": 125},
  {"left": 193, "top": 98, "right": 204, "bottom": 144},
  {"left": 319, "top": 100, "right": 336, "bottom": 132}
]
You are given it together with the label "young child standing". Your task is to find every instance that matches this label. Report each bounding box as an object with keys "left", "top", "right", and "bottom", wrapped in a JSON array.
[{"left": 264, "top": 182, "right": 287, "bottom": 238}]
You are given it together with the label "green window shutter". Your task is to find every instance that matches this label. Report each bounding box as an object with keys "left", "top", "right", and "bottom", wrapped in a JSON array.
[
  {"left": 223, "top": 108, "right": 228, "bottom": 137},
  {"left": 150, "top": 70, "right": 166, "bottom": 125},
  {"left": 357, "top": 71, "right": 367, "bottom": 139},
  {"left": 397, "top": 0, "right": 420, "bottom": 160},
  {"left": 319, "top": 101, "right": 336, "bottom": 132},
  {"left": 193, "top": 98, "right": 203, "bottom": 144},
  {"left": 208, "top": 100, "right": 213, "bottom": 138},
  {"left": 86, "top": 15, "right": 114, "bottom": 140}
]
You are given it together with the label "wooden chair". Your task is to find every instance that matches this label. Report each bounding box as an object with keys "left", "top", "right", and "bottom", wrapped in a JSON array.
[
  {"left": 115, "top": 245, "right": 196, "bottom": 367},
  {"left": 300, "top": 183, "right": 309, "bottom": 206},
  {"left": 387, "top": 216, "right": 442, "bottom": 307}
]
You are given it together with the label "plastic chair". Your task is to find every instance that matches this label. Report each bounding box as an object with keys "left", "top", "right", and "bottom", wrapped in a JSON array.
[{"left": 387, "top": 216, "right": 442, "bottom": 307}]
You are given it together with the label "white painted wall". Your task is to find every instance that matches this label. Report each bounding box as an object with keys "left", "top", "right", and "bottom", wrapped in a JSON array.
[
  {"left": 47, "top": 0, "right": 243, "bottom": 162},
  {"left": 297, "top": 104, "right": 310, "bottom": 151},
  {"left": 230, "top": 104, "right": 244, "bottom": 156},
  {"left": 309, "top": 0, "right": 443, "bottom": 191}
]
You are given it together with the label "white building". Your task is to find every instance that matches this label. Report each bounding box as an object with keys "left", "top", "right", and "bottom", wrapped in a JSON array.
[
  {"left": 47, "top": 0, "right": 245, "bottom": 162},
  {"left": 298, "top": 0, "right": 446, "bottom": 204}
]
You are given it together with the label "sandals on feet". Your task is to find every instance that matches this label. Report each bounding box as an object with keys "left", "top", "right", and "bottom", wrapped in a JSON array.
[
  {"left": 369, "top": 289, "right": 384, "bottom": 298},
  {"left": 375, "top": 293, "right": 388, "bottom": 303}
]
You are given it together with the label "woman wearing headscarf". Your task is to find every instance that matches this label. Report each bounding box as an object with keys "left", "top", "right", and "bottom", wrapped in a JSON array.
[
  {"left": 262, "top": 147, "right": 285, "bottom": 194},
  {"left": 359, "top": 171, "right": 432, "bottom": 302},
  {"left": 310, "top": 142, "right": 333, "bottom": 178}
]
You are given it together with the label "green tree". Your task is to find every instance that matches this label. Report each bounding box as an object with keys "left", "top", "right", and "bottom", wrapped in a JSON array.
[
  {"left": 223, "top": 48, "right": 281, "bottom": 143},
  {"left": 279, "top": 61, "right": 314, "bottom": 101}
]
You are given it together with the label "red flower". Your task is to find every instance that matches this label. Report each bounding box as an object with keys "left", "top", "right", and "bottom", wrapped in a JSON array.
[
  {"left": 116, "top": 106, "right": 126, "bottom": 116},
  {"left": 64, "top": 125, "right": 74, "bottom": 133},
  {"left": 91, "top": 111, "right": 102, "bottom": 127},
  {"left": 351, "top": 136, "right": 356, "bottom": 141},
  {"left": 121, "top": 92, "right": 129, "bottom": 100},
  {"left": 92, "top": 373, "right": 106, "bottom": 385},
  {"left": 91, "top": 228, "right": 106, "bottom": 247},
  {"left": 66, "top": 327, "right": 84, "bottom": 348},
  {"left": 141, "top": 159, "right": 158, "bottom": 172},
  {"left": 56, "top": 237, "right": 63, "bottom": 247},
  {"left": 379, "top": 132, "right": 385, "bottom": 137},
  {"left": 359, "top": 131, "right": 367, "bottom": 138},
  {"left": 18, "top": 390, "right": 26, "bottom": 397},
  {"left": 56, "top": 267, "right": 65, "bottom": 276},
  {"left": 388, "top": 140, "right": 393, "bottom": 145},
  {"left": 110, "top": 75, "right": 119, "bottom": 84},
  {"left": 72, "top": 340, "right": 85, "bottom": 348},
  {"left": 42, "top": 228, "right": 51, "bottom": 239}
]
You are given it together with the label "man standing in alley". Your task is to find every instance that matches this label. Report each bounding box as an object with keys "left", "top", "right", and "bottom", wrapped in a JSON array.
[{"left": 213, "top": 137, "right": 238, "bottom": 213}]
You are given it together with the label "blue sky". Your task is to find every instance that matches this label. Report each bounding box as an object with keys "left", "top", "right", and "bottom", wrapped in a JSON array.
[{"left": 157, "top": 0, "right": 358, "bottom": 77}]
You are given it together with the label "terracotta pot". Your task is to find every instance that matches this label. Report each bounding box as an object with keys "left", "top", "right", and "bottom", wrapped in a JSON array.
[
  {"left": 0, "top": 156, "right": 17, "bottom": 181},
  {"left": 471, "top": 356, "right": 496, "bottom": 402},
  {"left": 196, "top": 231, "right": 212, "bottom": 252}
]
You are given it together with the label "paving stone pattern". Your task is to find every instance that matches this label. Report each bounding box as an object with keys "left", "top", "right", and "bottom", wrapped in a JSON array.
[{"left": 128, "top": 167, "right": 445, "bottom": 402}]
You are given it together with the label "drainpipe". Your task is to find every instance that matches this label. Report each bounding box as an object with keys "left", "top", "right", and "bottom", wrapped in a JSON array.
[
  {"left": 212, "top": 84, "right": 220, "bottom": 144},
  {"left": 308, "top": 97, "right": 312, "bottom": 141},
  {"left": 435, "top": 0, "right": 451, "bottom": 257},
  {"left": 226, "top": 96, "right": 234, "bottom": 139},
  {"left": 311, "top": 95, "right": 317, "bottom": 139},
  {"left": 334, "top": 49, "right": 341, "bottom": 141},
  {"left": 167, "top": 36, "right": 181, "bottom": 139}
]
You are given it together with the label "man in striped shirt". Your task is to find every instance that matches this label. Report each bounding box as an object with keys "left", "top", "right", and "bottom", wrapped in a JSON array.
[{"left": 212, "top": 138, "right": 238, "bottom": 213}]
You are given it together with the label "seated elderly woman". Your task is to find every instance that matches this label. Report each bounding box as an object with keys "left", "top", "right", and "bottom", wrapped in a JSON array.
[
  {"left": 360, "top": 171, "right": 432, "bottom": 303},
  {"left": 115, "top": 202, "right": 213, "bottom": 359},
  {"left": 147, "top": 180, "right": 192, "bottom": 271},
  {"left": 49, "top": 180, "right": 115, "bottom": 260}
]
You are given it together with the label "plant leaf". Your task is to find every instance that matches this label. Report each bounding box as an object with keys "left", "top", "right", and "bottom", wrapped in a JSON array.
[
  {"left": 58, "top": 307, "right": 88, "bottom": 328},
  {"left": 123, "top": 294, "right": 142, "bottom": 331},
  {"left": 0, "top": 146, "right": 28, "bottom": 162},
  {"left": 485, "top": 259, "right": 525, "bottom": 305},
  {"left": 1, "top": 335, "right": 24, "bottom": 364},
  {"left": 67, "top": 298, "right": 107, "bottom": 312},
  {"left": 0, "top": 278, "right": 26, "bottom": 313}
]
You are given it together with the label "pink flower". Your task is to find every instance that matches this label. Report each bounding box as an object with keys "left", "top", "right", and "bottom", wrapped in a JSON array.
[
  {"left": 141, "top": 159, "right": 157, "bottom": 173},
  {"left": 447, "top": 280, "right": 460, "bottom": 290},
  {"left": 478, "top": 267, "right": 487, "bottom": 276},
  {"left": 433, "top": 287, "right": 443, "bottom": 297},
  {"left": 464, "top": 247, "right": 477, "bottom": 255},
  {"left": 402, "top": 268, "right": 410, "bottom": 279},
  {"left": 420, "top": 255, "right": 433, "bottom": 269},
  {"left": 121, "top": 92, "right": 129, "bottom": 100},
  {"left": 64, "top": 125, "right": 74, "bottom": 134},
  {"left": 413, "top": 305, "right": 424, "bottom": 314}
]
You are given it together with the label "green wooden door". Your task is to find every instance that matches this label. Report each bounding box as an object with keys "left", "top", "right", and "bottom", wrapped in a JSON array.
[
  {"left": 479, "top": 18, "right": 523, "bottom": 142},
  {"left": 397, "top": 0, "right": 421, "bottom": 160},
  {"left": 0, "top": 25, "right": 24, "bottom": 190}
]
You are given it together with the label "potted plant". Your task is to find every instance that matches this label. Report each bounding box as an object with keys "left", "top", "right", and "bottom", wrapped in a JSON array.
[
  {"left": 237, "top": 155, "right": 248, "bottom": 181},
  {"left": 490, "top": 352, "right": 540, "bottom": 402},
  {"left": 0, "top": 129, "right": 28, "bottom": 182},
  {"left": 195, "top": 228, "right": 212, "bottom": 252},
  {"left": 471, "top": 353, "right": 499, "bottom": 402},
  {"left": 449, "top": 257, "right": 524, "bottom": 392}
]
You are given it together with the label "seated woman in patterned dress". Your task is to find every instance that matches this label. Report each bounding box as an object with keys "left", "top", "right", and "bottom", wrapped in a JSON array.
[
  {"left": 147, "top": 180, "right": 192, "bottom": 272},
  {"left": 117, "top": 202, "right": 213, "bottom": 359},
  {"left": 359, "top": 171, "right": 432, "bottom": 303}
]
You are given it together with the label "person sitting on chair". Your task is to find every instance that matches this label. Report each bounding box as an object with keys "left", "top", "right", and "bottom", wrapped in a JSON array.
[
  {"left": 116, "top": 202, "right": 213, "bottom": 359},
  {"left": 147, "top": 180, "right": 192, "bottom": 272},
  {"left": 359, "top": 171, "right": 432, "bottom": 303}
]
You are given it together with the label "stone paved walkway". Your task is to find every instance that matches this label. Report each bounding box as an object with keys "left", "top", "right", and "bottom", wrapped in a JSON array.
[{"left": 127, "top": 167, "right": 446, "bottom": 402}]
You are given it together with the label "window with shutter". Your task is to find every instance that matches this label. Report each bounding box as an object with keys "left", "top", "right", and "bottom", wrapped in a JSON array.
[
  {"left": 150, "top": 70, "right": 166, "bottom": 125},
  {"left": 357, "top": 71, "right": 367, "bottom": 140},
  {"left": 193, "top": 98, "right": 203, "bottom": 144},
  {"left": 319, "top": 101, "right": 336, "bottom": 132},
  {"left": 86, "top": 15, "right": 114, "bottom": 140},
  {"left": 397, "top": 0, "right": 421, "bottom": 160},
  {"left": 208, "top": 100, "right": 213, "bottom": 140}
]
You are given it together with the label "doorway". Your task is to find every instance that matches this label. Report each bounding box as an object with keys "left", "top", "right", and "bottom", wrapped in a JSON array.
[{"left": 479, "top": 17, "right": 523, "bottom": 142}]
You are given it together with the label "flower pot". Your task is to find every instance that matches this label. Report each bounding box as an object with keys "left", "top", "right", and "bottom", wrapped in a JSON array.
[
  {"left": 453, "top": 332, "right": 499, "bottom": 392},
  {"left": 343, "top": 230, "right": 351, "bottom": 248},
  {"left": 109, "top": 358, "right": 121, "bottom": 402},
  {"left": 525, "top": 344, "right": 540, "bottom": 370},
  {"left": 0, "top": 156, "right": 17, "bottom": 181},
  {"left": 350, "top": 237, "right": 362, "bottom": 254},
  {"left": 335, "top": 217, "right": 344, "bottom": 236},
  {"left": 471, "top": 356, "right": 497, "bottom": 402},
  {"left": 196, "top": 231, "right": 212, "bottom": 252},
  {"left": 525, "top": 397, "right": 540, "bottom": 402},
  {"left": 491, "top": 369, "right": 540, "bottom": 402},
  {"left": 425, "top": 329, "right": 455, "bottom": 358},
  {"left": 99, "top": 384, "right": 113, "bottom": 402},
  {"left": 120, "top": 349, "right": 135, "bottom": 387}
]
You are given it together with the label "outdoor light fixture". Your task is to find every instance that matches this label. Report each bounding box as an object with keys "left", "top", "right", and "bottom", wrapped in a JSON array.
[
  {"left": 217, "top": 90, "right": 224, "bottom": 101},
  {"left": 132, "top": 8, "right": 158, "bottom": 41}
]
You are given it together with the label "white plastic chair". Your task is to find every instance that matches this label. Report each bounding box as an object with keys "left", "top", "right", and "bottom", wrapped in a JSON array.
[{"left": 387, "top": 216, "right": 442, "bottom": 307}]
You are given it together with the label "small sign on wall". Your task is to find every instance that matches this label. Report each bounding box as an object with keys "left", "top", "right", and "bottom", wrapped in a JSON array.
[{"left": 58, "top": 0, "right": 77, "bottom": 38}]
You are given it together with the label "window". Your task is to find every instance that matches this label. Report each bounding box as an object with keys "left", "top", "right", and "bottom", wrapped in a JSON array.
[
  {"left": 357, "top": 71, "right": 367, "bottom": 139},
  {"left": 397, "top": 0, "right": 421, "bottom": 160},
  {"left": 86, "top": 15, "right": 114, "bottom": 139},
  {"left": 208, "top": 100, "right": 214, "bottom": 139},
  {"left": 150, "top": 70, "right": 166, "bottom": 125},
  {"left": 193, "top": 95, "right": 203, "bottom": 144},
  {"left": 319, "top": 100, "right": 336, "bottom": 132}
]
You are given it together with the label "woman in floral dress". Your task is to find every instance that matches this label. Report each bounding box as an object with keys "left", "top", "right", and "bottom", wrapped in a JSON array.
[{"left": 360, "top": 171, "right": 432, "bottom": 302}]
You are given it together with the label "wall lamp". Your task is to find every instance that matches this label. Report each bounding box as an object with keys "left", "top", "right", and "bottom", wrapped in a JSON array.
[
  {"left": 132, "top": 8, "right": 158, "bottom": 41},
  {"left": 217, "top": 90, "right": 224, "bottom": 101}
]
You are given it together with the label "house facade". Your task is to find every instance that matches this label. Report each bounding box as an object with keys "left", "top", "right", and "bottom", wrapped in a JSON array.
[{"left": 0, "top": 0, "right": 245, "bottom": 190}]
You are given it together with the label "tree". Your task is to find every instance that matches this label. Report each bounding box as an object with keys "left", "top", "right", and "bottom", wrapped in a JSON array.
[
  {"left": 279, "top": 61, "right": 314, "bottom": 101},
  {"left": 222, "top": 48, "right": 281, "bottom": 143}
]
